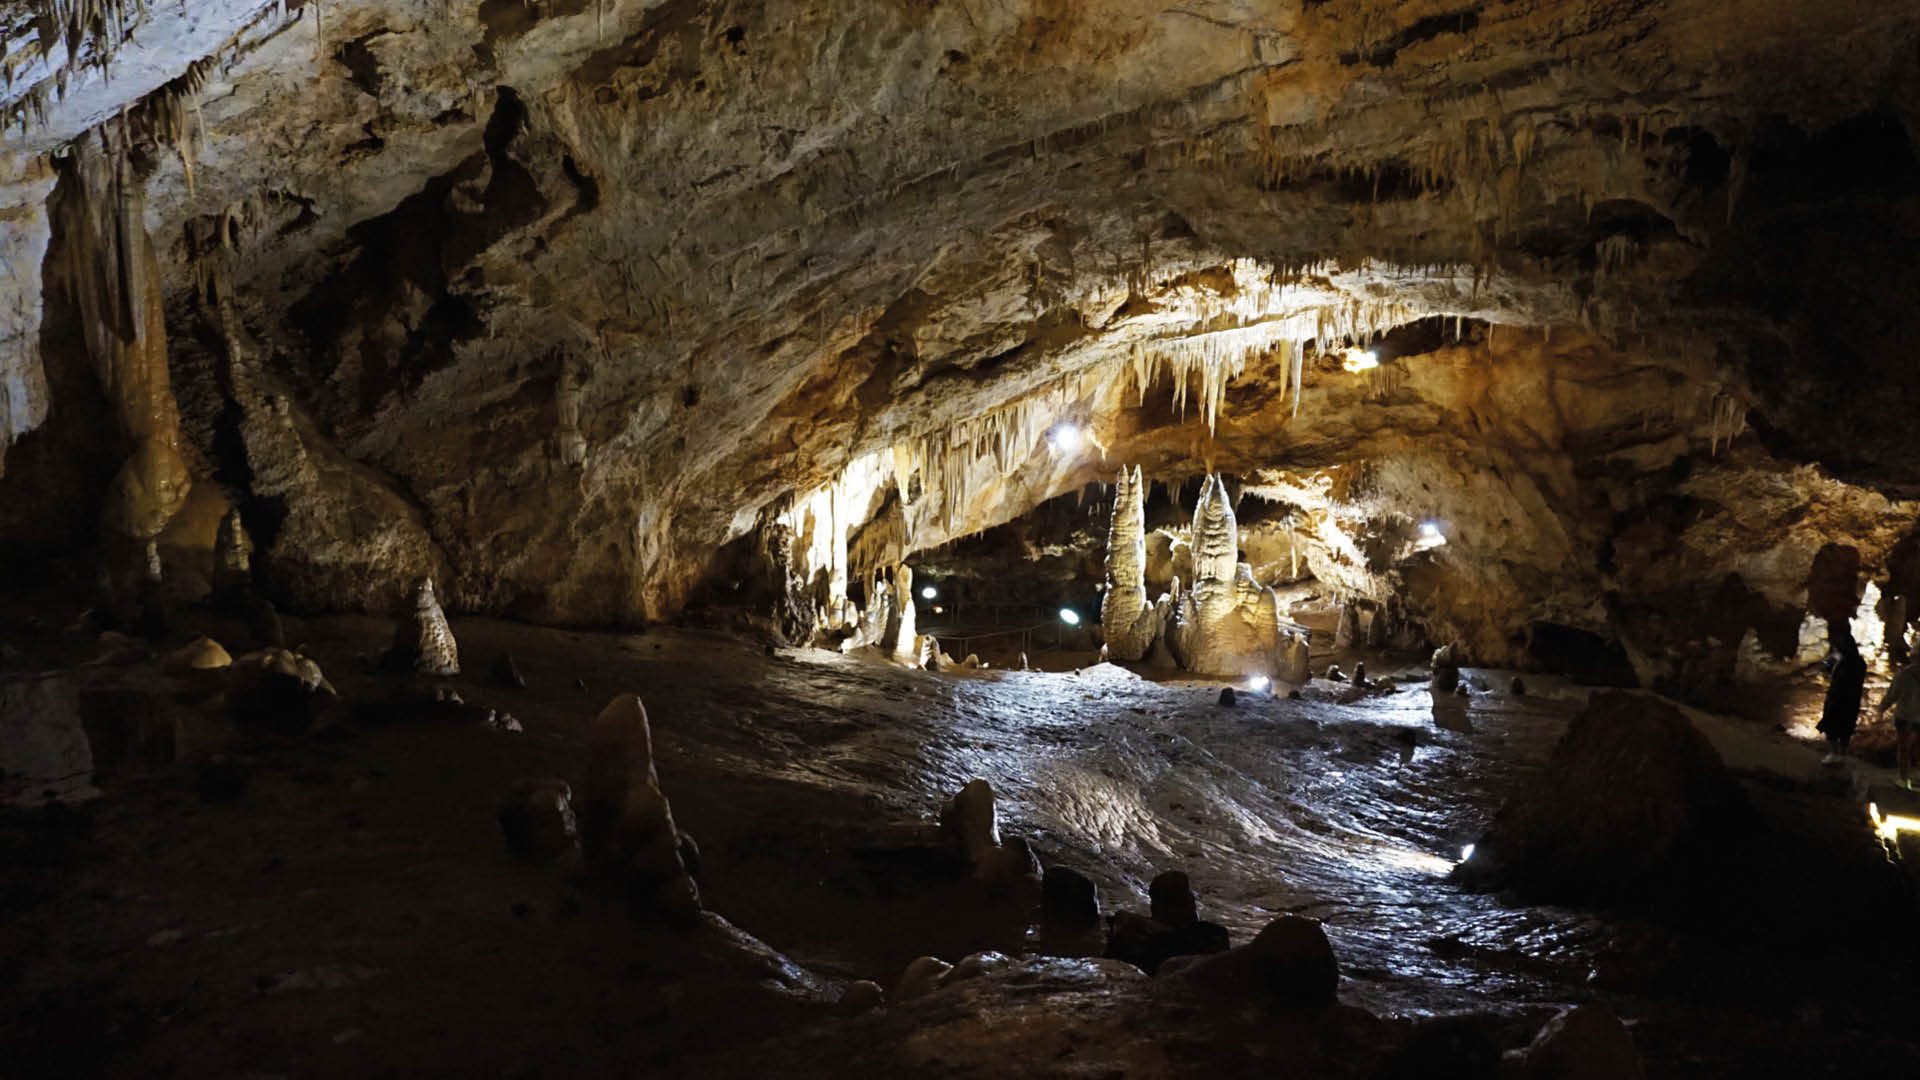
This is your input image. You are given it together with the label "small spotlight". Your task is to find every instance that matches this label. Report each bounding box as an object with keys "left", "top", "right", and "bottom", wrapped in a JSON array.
[
  {"left": 1047, "top": 423, "right": 1084, "bottom": 453},
  {"left": 1058, "top": 607, "right": 1081, "bottom": 626},
  {"left": 1415, "top": 520, "right": 1448, "bottom": 550},
  {"left": 1247, "top": 674, "right": 1271, "bottom": 691},
  {"left": 1459, "top": 844, "right": 1476, "bottom": 863},
  {"left": 1342, "top": 348, "right": 1380, "bottom": 372},
  {"left": 920, "top": 585, "right": 937, "bottom": 600},
  {"left": 931, "top": 604, "right": 945, "bottom": 615}
]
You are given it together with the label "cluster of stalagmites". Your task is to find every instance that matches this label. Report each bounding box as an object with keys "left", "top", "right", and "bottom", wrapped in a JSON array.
[{"left": 1101, "top": 467, "right": 1311, "bottom": 682}]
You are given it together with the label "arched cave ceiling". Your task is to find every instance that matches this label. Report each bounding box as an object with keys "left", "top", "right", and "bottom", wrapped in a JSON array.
[{"left": 2, "top": 0, "right": 1919, "bottom": 638}]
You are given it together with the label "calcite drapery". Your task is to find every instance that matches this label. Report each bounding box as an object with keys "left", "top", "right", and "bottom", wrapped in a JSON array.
[
  {"left": 53, "top": 143, "right": 191, "bottom": 545},
  {"left": 1101, "top": 466, "right": 1168, "bottom": 661},
  {"left": 1169, "top": 475, "right": 1288, "bottom": 679}
]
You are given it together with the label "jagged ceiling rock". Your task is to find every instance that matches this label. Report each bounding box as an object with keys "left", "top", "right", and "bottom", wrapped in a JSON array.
[{"left": 2, "top": 0, "right": 1918, "bottom": 627}]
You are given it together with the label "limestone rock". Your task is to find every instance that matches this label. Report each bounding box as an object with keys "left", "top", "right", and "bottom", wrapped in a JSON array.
[
  {"left": 1103, "top": 910, "right": 1229, "bottom": 976},
  {"left": 1430, "top": 643, "right": 1461, "bottom": 695},
  {"left": 498, "top": 779, "right": 579, "bottom": 863},
  {"left": 1179, "top": 915, "right": 1340, "bottom": 1009},
  {"left": 1100, "top": 465, "right": 1167, "bottom": 661},
  {"left": 579, "top": 694, "right": 701, "bottom": 918},
  {"left": 1456, "top": 692, "right": 1751, "bottom": 901},
  {"left": 1148, "top": 871, "right": 1198, "bottom": 927},
  {"left": 491, "top": 652, "right": 528, "bottom": 689},
  {"left": 392, "top": 577, "right": 460, "bottom": 677},
  {"left": 1169, "top": 477, "right": 1286, "bottom": 679},
  {"left": 1041, "top": 866, "right": 1102, "bottom": 936},
  {"left": 894, "top": 956, "right": 953, "bottom": 1002},
  {"left": 938, "top": 778, "right": 1038, "bottom": 882},
  {"left": 1280, "top": 633, "right": 1312, "bottom": 686},
  {"left": 1518, "top": 1004, "right": 1645, "bottom": 1080},
  {"left": 835, "top": 980, "right": 885, "bottom": 1016},
  {"left": 212, "top": 508, "right": 253, "bottom": 595},
  {"left": 164, "top": 636, "right": 232, "bottom": 674}
]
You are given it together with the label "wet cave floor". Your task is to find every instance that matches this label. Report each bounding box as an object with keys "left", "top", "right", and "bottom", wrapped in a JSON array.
[{"left": 3, "top": 613, "right": 1917, "bottom": 1077}]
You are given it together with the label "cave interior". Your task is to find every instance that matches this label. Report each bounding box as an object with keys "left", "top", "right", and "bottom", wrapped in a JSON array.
[{"left": 4, "top": 1, "right": 1920, "bottom": 1076}]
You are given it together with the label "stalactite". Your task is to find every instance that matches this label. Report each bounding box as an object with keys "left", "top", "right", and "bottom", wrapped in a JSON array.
[{"left": 50, "top": 135, "right": 191, "bottom": 547}]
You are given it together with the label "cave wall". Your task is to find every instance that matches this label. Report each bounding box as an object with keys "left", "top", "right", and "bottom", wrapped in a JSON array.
[{"left": 0, "top": 0, "right": 1917, "bottom": 647}]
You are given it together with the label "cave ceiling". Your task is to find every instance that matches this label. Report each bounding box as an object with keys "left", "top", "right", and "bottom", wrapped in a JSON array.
[{"left": 2, "top": 0, "right": 1918, "bottom": 636}]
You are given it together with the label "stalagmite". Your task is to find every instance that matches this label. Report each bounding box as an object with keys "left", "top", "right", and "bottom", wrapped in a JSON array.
[
  {"left": 889, "top": 564, "right": 919, "bottom": 666},
  {"left": 1281, "top": 632, "right": 1311, "bottom": 685},
  {"left": 212, "top": 507, "right": 252, "bottom": 595},
  {"left": 1168, "top": 476, "right": 1288, "bottom": 678},
  {"left": 392, "top": 577, "right": 461, "bottom": 677},
  {"left": 1100, "top": 465, "right": 1167, "bottom": 661},
  {"left": 1334, "top": 602, "right": 1359, "bottom": 649},
  {"left": 580, "top": 695, "right": 701, "bottom": 918}
]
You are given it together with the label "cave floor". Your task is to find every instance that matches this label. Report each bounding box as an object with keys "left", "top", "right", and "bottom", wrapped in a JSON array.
[{"left": 4, "top": 613, "right": 1917, "bottom": 1077}]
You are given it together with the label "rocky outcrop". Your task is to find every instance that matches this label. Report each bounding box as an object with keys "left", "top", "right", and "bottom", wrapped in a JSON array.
[{"left": 939, "top": 778, "right": 1040, "bottom": 883}]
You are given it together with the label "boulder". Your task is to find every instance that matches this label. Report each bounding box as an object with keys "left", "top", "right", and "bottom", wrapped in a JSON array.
[
  {"left": 894, "top": 955, "right": 954, "bottom": 1001},
  {"left": 835, "top": 980, "right": 885, "bottom": 1015},
  {"left": 579, "top": 694, "right": 701, "bottom": 919},
  {"left": 1430, "top": 643, "right": 1460, "bottom": 695},
  {"left": 498, "top": 779, "right": 579, "bottom": 863},
  {"left": 1517, "top": 1003, "right": 1644, "bottom": 1080},
  {"left": 1041, "top": 866, "right": 1102, "bottom": 935},
  {"left": 1104, "top": 910, "right": 1229, "bottom": 975},
  {"left": 1217, "top": 687, "right": 1237, "bottom": 707},
  {"left": 1179, "top": 915, "right": 1340, "bottom": 1008},
  {"left": 164, "top": 636, "right": 232, "bottom": 674},
  {"left": 1455, "top": 692, "right": 1750, "bottom": 901},
  {"left": 1148, "top": 870, "right": 1198, "bottom": 927}
]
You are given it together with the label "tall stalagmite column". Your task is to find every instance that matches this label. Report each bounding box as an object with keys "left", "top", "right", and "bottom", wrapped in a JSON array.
[{"left": 1101, "top": 465, "right": 1164, "bottom": 661}]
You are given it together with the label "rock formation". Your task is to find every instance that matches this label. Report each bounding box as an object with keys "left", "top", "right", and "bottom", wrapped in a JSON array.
[
  {"left": 1100, "top": 465, "right": 1167, "bottom": 661},
  {"left": 392, "top": 577, "right": 460, "bottom": 678},
  {"left": 1456, "top": 692, "right": 1751, "bottom": 902},
  {"left": 939, "top": 778, "right": 1039, "bottom": 882},
  {"left": 888, "top": 564, "right": 919, "bottom": 667},
  {"left": 211, "top": 507, "right": 252, "bottom": 597},
  {"left": 498, "top": 779, "right": 579, "bottom": 864},
  {"left": 1169, "top": 476, "right": 1287, "bottom": 679},
  {"left": 579, "top": 694, "right": 701, "bottom": 919}
]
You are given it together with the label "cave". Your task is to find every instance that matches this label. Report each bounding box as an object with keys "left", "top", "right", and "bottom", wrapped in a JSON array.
[{"left": 5, "top": 2, "right": 1920, "bottom": 1076}]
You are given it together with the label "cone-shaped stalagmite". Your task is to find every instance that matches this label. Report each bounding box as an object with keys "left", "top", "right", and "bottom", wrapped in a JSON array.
[
  {"left": 393, "top": 577, "right": 460, "bottom": 676},
  {"left": 580, "top": 694, "right": 700, "bottom": 917},
  {"left": 1101, "top": 465, "right": 1167, "bottom": 661},
  {"left": 1170, "top": 476, "right": 1288, "bottom": 678}
]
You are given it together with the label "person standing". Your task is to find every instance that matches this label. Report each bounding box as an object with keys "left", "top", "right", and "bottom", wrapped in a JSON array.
[
  {"left": 1819, "top": 629, "right": 1866, "bottom": 764},
  {"left": 1877, "top": 653, "right": 1920, "bottom": 789}
]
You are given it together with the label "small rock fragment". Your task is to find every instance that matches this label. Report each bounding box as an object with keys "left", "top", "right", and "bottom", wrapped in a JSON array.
[
  {"left": 894, "top": 956, "right": 953, "bottom": 1001},
  {"left": 491, "top": 652, "right": 528, "bottom": 689},
  {"left": 498, "top": 779, "right": 578, "bottom": 863},
  {"left": 1218, "top": 687, "right": 1237, "bottom": 707},
  {"left": 835, "top": 980, "right": 885, "bottom": 1015},
  {"left": 165, "top": 636, "right": 232, "bottom": 674}
]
